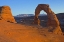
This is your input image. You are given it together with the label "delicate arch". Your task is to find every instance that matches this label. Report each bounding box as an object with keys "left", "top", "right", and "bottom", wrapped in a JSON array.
[
  {"left": 34, "top": 4, "right": 59, "bottom": 27},
  {"left": 33, "top": 4, "right": 62, "bottom": 35}
]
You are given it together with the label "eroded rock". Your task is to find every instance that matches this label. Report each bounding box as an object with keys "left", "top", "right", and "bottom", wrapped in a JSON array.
[
  {"left": 0, "top": 6, "right": 16, "bottom": 23},
  {"left": 33, "top": 4, "right": 62, "bottom": 35}
]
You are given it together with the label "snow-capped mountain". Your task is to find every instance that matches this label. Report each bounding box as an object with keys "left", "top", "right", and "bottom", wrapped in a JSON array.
[{"left": 15, "top": 14, "right": 47, "bottom": 17}]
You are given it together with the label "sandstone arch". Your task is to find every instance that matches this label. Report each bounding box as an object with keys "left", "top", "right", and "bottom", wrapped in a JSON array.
[
  {"left": 0, "top": 6, "right": 16, "bottom": 23},
  {"left": 33, "top": 4, "right": 62, "bottom": 35}
]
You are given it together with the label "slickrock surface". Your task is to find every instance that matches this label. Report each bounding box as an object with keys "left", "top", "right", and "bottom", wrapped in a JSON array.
[{"left": 0, "top": 20, "right": 64, "bottom": 42}]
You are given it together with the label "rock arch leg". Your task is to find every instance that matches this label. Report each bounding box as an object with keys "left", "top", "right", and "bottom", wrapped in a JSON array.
[{"left": 34, "top": 5, "right": 41, "bottom": 25}]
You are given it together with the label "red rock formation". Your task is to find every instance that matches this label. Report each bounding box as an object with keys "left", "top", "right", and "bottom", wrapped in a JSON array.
[
  {"left": 0, "top": 6, "right": 16, "bottom": 23},
  {"left": 33, "top": 4, "right": 62, "bottom": 35},
  {"left": 34, "top": 16, "right": 40, "bottom": 25}
]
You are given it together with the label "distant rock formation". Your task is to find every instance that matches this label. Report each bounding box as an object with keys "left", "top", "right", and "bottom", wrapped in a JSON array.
[
  {"left": 33, "top": 4, "right": 62, "bottom": 35},
  {"left": 0, "top": 6, "right": 16, "bottom": 23}
]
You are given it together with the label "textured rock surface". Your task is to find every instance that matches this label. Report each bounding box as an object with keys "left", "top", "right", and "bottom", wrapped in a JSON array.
[
  {"left": 0, "top": 6, "right": 16, "bottom": 23},
  {"left": 33, "top": 4, "right": 62, "bottom": 35},
  {"left": 33, "top": 17, "right": 40, "bottom": 25},
  {"left": 0, "top": 20, "right": 64, "bottom": 42}
]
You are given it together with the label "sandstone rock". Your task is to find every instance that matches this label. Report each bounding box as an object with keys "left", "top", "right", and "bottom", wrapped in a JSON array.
[
  {"left": 34, "top": 16, "right": 40, "bottom": 25},
  {"left": 33, "top": 4, "right": 62, "bottom": 35},
  {"left": 0, "top": 6, "right": 16, "bottom": 23}
]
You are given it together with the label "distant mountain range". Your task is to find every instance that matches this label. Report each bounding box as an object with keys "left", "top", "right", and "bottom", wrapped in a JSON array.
[
  {"left": 14, "top": 13, "right": 64, "bottom": 19},
  {"left": 15, "top": 14, "right": 47, "bottom": 17}
]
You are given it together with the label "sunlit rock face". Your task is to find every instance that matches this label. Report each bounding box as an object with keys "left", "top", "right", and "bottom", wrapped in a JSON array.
[
  {"left": 33, "top": 4, "right": 62, "bottom": 35},
  {"left": 0, "top": 6, "right": 16, "bottom": 23}
]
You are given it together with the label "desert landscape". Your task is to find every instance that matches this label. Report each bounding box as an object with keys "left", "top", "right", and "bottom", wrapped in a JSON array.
[
  {"left": 0, "top": 4, "right": 64, "bottom": 42},
  {"left": 0, "top": 0, "right": 64, "bottom": 42}
]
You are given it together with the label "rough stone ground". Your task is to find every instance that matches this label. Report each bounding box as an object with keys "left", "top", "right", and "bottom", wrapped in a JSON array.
[{"left": 0, "top": 20, "right": 64, "bottom": 42}]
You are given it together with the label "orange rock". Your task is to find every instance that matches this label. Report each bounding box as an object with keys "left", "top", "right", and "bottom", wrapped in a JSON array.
[
  {"left": 0, "top": 6, "right": 16, "bottom": 23},
  {"left": 33, "top": 4, "right": 62, "bottom": 35}
]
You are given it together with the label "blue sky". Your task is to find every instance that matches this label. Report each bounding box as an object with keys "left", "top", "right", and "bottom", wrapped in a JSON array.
[{"left": 0, "top": 0, "right": 64, "bottom": 16}]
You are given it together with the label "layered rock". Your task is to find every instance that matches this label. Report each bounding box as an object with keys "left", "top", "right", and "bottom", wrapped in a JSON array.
[
  {"left": 33, "top": 4, "right": 62, "bottom": 35},
  {"left": 0, "top": 6, "right": 16, "bottom": 23}
]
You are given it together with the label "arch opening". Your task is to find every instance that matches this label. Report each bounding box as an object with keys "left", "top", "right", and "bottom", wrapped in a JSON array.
[
  {"left": 38, "top": 10, "right": 47, "bottom": 27},
  {"left": 39, "top": 10, "right": 47, "bottom": 16}
]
